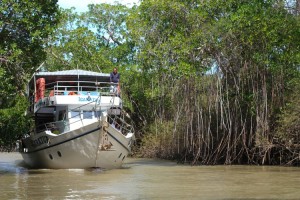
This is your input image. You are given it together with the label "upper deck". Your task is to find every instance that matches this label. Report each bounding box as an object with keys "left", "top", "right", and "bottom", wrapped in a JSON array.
[{"left": 28, "top": 70, "right": 121, "bottom": 113}]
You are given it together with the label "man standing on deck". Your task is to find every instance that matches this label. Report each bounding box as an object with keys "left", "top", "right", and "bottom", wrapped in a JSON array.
[
  {"left": 110, "top": 67, "right": 120, "bottom": 95},
  {"left": 110, "top": 67, "right": 120, "bottom": 83}
]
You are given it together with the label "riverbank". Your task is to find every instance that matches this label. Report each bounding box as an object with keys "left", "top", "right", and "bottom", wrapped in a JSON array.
[
  {"left": 3, "top": 144, "right": 300, "bottom": 167},
  {"left": 0, "top": 145, "right": 18, "bottom": 152}
]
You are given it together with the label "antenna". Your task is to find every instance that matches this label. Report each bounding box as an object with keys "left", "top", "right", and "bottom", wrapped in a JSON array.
[
  {"left": 77, "top": 64, "right": 79, "bottom": 93},
  {"left": 35, "top": 62, "right": 45, "bottom": 72},
  {"left": 96, "top": 65, "right": 102, "bottom": 73}
]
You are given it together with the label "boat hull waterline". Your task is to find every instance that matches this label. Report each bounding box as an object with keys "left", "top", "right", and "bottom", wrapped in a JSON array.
[{"left": 21, "top": 122, "right": 133, "bottom": 169}]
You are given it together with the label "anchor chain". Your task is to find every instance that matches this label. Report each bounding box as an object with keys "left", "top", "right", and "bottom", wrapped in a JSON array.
[{"left": 100, "top": 121, "right": 113, "bottom": 150}]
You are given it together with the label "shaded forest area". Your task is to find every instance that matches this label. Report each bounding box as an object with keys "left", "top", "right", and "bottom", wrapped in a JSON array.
[{"left": 1, "top": 0, "right": 300, "bottom": 165}]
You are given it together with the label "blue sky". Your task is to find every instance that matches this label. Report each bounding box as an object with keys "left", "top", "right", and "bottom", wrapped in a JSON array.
[{"left": 58, "top": 0, "right": 140, "bottom": 12}]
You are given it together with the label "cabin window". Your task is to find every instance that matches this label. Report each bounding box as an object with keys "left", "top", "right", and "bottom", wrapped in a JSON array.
[
  {"left": 70, "top": 111, "right": 80, "bottom": 119},
  {"left": 83, "top": 111, "right": 93, "bottom": 119}
]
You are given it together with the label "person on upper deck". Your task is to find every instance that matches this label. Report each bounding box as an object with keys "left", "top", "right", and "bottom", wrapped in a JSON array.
[
  {"left": 110, "top": 67, "right": 120, "bottom": 96},
  {"left": 110, "top": 67, "right": 120, "bottom": 83}
]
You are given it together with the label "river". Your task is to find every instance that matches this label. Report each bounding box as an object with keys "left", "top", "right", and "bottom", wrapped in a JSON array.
[{"left": 1, "top": 152, "right": 300, "bottom": 200}]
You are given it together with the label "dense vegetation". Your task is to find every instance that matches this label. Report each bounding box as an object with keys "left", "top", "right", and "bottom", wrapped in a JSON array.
[
  {"left": 1, "top": 0, "right": 299, "bottom": 165},
  {"left": 0, "top": 0, "right": 60, "bottom": 150}
]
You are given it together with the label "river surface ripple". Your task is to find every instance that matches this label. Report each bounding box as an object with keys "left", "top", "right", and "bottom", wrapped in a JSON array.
[{"left": 1, "top": 152, "right": 300, "bottom": 200}]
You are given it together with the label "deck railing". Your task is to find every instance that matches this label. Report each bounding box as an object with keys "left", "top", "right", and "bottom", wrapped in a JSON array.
[
  {"left": 28, "top": 80, "right": 120, "bottom": 113},
  {"left": 46, "top": 81, "right": 119, "bottom": 97}
]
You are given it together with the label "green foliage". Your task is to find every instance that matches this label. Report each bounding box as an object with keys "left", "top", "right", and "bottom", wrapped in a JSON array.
[
  {"left": 0, "top": 0, "right": 60, "bottom": 150},
  {"left": 45, "top": 4, "right": 135, "bottom": 72},
  {"left": 127, "top": 0, "right": 300, "bottom": 164},
  {"left": 202, "top": 0, "right": 300, "bottom": 135},
  {"left": 0, "top": 68, "right": 15, "bottom": 108},
  {"left": 127, "top": 0, "right": 209, "bottom": 76},
  {"left": 0, "top": 96, "right": 30, "bottom": 151},
  {"left": 0, "top": 0, "right": 60, "bottom": 101},
  {"left": 275, "top": 79, "right": 300, "bottom": 145},
  {"left": 137, "top": 121, "right": 176, "bottom": 159}
]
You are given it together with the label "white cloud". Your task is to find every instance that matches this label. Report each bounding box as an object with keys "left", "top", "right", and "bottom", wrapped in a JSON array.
[{"left": 58, "top": 0, "right": 139, "bottom": 12}]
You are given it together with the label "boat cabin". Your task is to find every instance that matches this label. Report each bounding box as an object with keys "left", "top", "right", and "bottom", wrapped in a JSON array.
[{"left": 27, "top": 70, "right": 121, "bottom": 135}]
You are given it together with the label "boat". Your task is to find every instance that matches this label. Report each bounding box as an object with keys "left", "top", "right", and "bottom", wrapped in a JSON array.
[{"left": 19, "top": 69, "right": 135, "bottom": 169}]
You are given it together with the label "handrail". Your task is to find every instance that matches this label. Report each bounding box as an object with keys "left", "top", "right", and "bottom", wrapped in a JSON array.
[
  {"left": 107, "top": 110, "right": 134, "bottom": 136},
  {"left": 51, "top": 81, "right": 119, "bottom": 96},
  {"left": 27, "top": 80, "right": 120, "bottom": 113}
]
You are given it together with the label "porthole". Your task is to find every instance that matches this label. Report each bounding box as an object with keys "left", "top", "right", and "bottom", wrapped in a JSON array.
[
  {"left": 57, "top": 151, "right": 62, "bottom": 157},
  {"left": 118, "top": 153, "right": 122, "bottom": 158},
  {"left": 49, "top": 154, "right": 53, "bottom": 160},
  {"left": 122, "top": 155, "right": 126, "bottom": 161}
]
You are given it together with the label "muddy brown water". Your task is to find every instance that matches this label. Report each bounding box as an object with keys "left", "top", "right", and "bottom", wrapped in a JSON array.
[{"left": 1, "top": 152, "right": 300, "bottom": 199}]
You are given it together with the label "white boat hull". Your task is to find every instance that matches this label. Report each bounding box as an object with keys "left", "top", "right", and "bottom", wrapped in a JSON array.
[{"left": 20, "top": 122, "right": 133, "bottom": 169}]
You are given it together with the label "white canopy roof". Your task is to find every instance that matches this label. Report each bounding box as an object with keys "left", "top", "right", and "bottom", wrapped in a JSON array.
[
  {"left": 28, "top": 69, "right": 111, "bottom": 90},
  {"left": 34, "top": 69, "right": 109, "bottom": 77}
]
